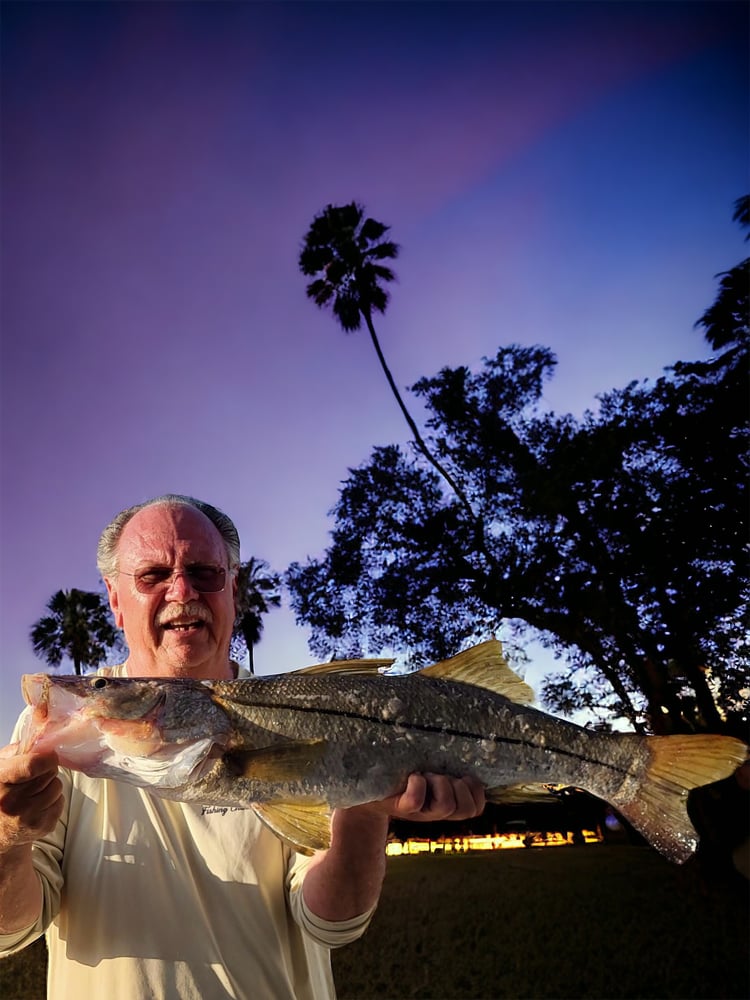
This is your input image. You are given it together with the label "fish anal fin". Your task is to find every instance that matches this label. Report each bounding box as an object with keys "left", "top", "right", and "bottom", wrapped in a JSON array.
[
  {"left": 293, "top": 658, "right": 395, "bottom": 677},
  {"left": 225, "top": 740, "right": 328, "bottom": 783},
  {"left": 612, "top": 734, "right": 748, "bottom": 864},
  {"left": 420, "top": 640, "right": 535, "bottom": 704},
  {"left": 486, "top": 783, "right": 560, "bottom": 805},
  {"left": 252, "top": 801, "right": 332, "bottom": 855}
]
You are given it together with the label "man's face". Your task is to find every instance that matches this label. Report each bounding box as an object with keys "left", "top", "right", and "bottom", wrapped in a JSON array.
[{"left": 104, "top": 503, "right": 238, "bottom": 679}]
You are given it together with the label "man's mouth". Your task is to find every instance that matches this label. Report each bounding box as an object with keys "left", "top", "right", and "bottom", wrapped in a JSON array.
[
  {"left": 157, "top": 603, "right": 212, "bottom": 633},
  {"left": 161, "top": 621, "right": 206, "bottom": 632}
]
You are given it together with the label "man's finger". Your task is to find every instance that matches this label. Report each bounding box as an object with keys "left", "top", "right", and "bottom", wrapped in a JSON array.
[
  {"left": 0, "top": 751, "right": 59, "bottom": 784},
  {"left": 394, "top": 774, "right": 428, "bottom": 815},
  {"left": 418, "top": 774, "right": 486, "bottom": 820},
  {"left": 455, "top": 775, "right": 486, "bottom": 817},
  {"left": 422, "top": 774, "right": 456, "bottom": 816}
]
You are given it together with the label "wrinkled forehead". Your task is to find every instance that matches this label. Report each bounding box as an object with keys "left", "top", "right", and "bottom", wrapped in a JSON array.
[{"left": 117, "top": 504, "right": 228, "bottom": 568}]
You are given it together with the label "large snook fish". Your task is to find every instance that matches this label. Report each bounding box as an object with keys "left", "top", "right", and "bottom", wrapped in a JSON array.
[{"left": 18, "top": 641, "right": 747, "bottom": 861}]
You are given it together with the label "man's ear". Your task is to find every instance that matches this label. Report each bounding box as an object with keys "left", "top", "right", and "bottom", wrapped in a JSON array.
[{"left": 104, "top": 576, "right": 124, "bottom": 629}]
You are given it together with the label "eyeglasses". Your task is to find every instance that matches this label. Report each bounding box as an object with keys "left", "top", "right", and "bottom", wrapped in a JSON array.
[{"left": 120, "top": 566, "right": 228, "bottom": 594}]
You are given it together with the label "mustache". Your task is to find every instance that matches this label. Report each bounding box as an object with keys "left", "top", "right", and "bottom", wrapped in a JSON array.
[{"left": 156, "top": 602, "right": 213, "bottom": 626}]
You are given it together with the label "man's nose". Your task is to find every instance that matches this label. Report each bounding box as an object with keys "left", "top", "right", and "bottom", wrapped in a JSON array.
[{"left": 163, "top": 571, "right": 200, "bottom": 601}]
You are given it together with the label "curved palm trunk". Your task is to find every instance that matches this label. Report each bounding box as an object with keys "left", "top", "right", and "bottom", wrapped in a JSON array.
[
  {"left": 362, "top": 310, "right": 504, "bottom": 579},
  {"left": 362, "top": 309, "right": 477, "bottom": 523}
]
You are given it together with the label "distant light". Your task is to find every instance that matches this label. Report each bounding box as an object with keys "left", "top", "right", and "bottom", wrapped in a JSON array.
[{"left": 385, "top": 829, "right": 603, "bottom": 856}]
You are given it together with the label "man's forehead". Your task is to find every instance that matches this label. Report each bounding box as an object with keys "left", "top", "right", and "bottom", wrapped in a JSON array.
[{"left": 119, "top": 504, "right": 224, "bottom": 557}]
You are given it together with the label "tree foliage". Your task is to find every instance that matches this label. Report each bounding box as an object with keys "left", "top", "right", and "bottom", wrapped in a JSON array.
[
  {"left": 695, "top": 195, "right": 749, "bottom": 350},
  {"left": 231, "top": 557, "right": 282, "bottom": 673},
  {"left": 288, "top": 203, "right": 749, "bottom": 736},
  {"left": 299, "top": 200, "right": 399, "bottom": 334},
  {"left": 30, "top": 588, "right": 118, "bottom": 675}
]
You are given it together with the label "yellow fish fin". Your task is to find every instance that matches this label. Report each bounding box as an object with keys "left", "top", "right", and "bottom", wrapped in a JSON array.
[
  {"left": 226, "top": 740, "right": 328, "bottom": 783},
  {"left": 612, "top": 733, "right": 748, "bottom": 864},
  {"left": 292, "top": 657, "right": 395, "bottom": 676},
  {"left": 251, "top": 800, "right": 332, "bottom": 856},
  {"left": 486, "top": 783, "right": 560, "bottom": 805},
  {"left": 420, "top": 640, "right": 535, "bottom": 704}
]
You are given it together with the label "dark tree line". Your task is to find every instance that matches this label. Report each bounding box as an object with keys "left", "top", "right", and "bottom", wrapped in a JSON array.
[{"left": 289, "top": 198, "right": 749, "bottom": 736}]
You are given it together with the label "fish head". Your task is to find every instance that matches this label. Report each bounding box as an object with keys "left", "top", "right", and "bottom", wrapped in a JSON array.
[{"left": 19, "top": 673, "right": 231, "bottom": 789}]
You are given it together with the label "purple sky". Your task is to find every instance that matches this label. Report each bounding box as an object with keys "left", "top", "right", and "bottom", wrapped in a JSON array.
[{"left": 1, "top": 1, "right": 747, "bottom": 739}]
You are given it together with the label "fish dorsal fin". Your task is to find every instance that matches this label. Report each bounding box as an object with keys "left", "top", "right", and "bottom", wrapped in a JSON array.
[
  {"left": 292, "top": 657, "right": 395, "bottom": 677},
  {"left": 420, "top": 640, "right": 534, "bottom": 704},
  {"left": 252, "top": 801, "right": 332, "bottom": 856}
]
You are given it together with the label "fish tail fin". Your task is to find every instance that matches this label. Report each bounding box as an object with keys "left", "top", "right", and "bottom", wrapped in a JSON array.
[{"left": 611, "top": 734, "right": 747, "bottom": 864}]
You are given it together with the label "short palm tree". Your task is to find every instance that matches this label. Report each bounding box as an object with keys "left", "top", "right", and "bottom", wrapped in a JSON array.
[
  {"left": 299, "top": 202, "right": 475, "bottom": 519},
  {"left": 233, "top": 558, "right": 282, "bottom": 674},
  {"left": 30, "top": 588, "right": 118, "bottom": 675}
]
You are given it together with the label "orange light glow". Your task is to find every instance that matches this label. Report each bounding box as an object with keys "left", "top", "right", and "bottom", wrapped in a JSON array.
[{"left": 385, "top": 829, "right": 603, "bottom": 856}]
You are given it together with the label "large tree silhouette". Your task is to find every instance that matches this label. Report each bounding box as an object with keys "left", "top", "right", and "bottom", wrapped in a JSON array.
[
  {"left": 30, "top": 588, "right": 117, "bottom": 675},
  {"left": 289, "top": 200, "right": 749, "bottom": 735}
]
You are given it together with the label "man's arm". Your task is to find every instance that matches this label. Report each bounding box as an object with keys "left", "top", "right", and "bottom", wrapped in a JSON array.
[
  {"left": 0, "top": 749, "right": 63, "bottom": 934},
  {"left": 301, "top": 773, "right": 485, "bottom": 921}
]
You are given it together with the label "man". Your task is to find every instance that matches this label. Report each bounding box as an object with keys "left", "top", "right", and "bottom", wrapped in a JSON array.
[{"left": 0, "top": 495, "right": 484, "bottom": 998}]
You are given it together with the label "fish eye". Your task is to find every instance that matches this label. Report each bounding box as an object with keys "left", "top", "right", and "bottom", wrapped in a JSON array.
[{"left": 91, "top": 677, "right": 108, "bottom": 689}]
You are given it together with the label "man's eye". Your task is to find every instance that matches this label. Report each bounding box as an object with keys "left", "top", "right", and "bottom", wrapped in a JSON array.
[
  {"left": 138, "top": 569, "right": 171, "bottom": 586},
  {"left": 190, "top": 567, "right": 218, "bottom": 583}
]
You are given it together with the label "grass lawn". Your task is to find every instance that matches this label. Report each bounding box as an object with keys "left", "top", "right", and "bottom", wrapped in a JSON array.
[
  {"left": 332, "top": 846, "right": 749, "bottom": 999},
  {"left": 2, "top": 845, "right": 748, "bottom": 999}
]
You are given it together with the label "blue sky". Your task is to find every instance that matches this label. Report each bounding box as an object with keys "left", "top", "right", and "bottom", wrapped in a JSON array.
[{"left": 1, "top": 0, "right": 747, "bottom": 739}]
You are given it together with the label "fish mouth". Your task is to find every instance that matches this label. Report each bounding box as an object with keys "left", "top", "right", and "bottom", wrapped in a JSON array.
[{"left": 21, "top": 673, "right": 49, "bottom": 709}]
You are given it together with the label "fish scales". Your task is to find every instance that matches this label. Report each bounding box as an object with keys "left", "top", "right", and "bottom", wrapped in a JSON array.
[{"left": 209, "top": 672, "right": 645, "bottom": 802}]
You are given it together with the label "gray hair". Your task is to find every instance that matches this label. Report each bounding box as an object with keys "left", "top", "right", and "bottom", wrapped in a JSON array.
[{"left": 97, "top": 494, "right": 241, "bottom": 578}]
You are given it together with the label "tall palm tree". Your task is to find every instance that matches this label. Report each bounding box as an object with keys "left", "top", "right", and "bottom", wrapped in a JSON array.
[
  {"left": 233, "top": 558, "right": 282, "bottom": 674},
  {"left": 299, "top": 202, "right": 476, "bottom": 521},
  {"left": 30, "top": 588, "right": 118, "bottom": 675}
]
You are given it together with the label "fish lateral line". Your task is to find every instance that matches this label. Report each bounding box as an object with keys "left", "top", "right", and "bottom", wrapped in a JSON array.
[{"left": 240, "top": 699, "right": 631, "bottom": 776}]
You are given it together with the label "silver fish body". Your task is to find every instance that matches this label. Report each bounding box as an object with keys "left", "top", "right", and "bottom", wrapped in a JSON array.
[
  {"left": 190, "top": 671, "right": 648, "bottom": 808},
  {"left": 19, "top": 641, "right": 748, "bottom": 861}
]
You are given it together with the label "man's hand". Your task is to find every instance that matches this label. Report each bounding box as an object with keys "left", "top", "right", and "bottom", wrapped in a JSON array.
[
  {"left": 0, "top": 746, "right": 60, "bottom": 933},
  {"left": 0, "top": 747, "right": 63, "bottom": 855},
  {"left": 343, "top": 772, "right": 486, "bottom": 828},
  {"left": 381, "top": 773, "right": 486, "bottom": 823}
]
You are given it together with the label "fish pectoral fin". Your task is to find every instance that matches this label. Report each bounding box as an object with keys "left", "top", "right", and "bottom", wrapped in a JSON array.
[
  {"left": 419, "top": 639, "right": 535, "bottom": 705},
  {"left": 225, "top": 740, "right": 328, "bottom": 783},
  {"left": 292, "top": 658, "right": 395, "bottom": 676},
  {"left": 252, "top": 801, "right": 332, "bottom": 855}
]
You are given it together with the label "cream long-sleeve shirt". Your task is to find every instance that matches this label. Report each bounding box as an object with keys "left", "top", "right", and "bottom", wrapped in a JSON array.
[{"left": 0, "top": 667, "right": 374, "bottom": 999}]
